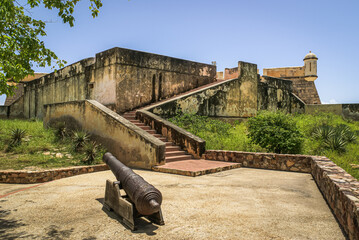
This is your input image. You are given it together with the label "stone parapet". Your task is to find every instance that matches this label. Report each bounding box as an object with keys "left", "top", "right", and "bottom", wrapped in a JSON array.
[
  {"left": 204, "top": 150, "right": 359, "bottom": 239},
  {"left": 0, "top": 164, "right": 109, "bottom": 184}
]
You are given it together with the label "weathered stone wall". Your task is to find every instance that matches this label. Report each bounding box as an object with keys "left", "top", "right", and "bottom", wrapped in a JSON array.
[
  {"left": 224, "top": 67, "right": 239, "bottom": 80},
  {"left": 0, "top": 164, "right": 109, "bottom": 184},
  {"left": 257, "top": 76, "right": 293, "bottom": 112},
  {"left": 107, "top": 48, "right": 217, "bottom": 113},
  {"left": 0, "top": 96, "right": 25, "bottom": 119},
  {"left": 149, "top": 61, "right": 258, "bottom": 118},
  {"left": 204, "top": 150, "right": 359, "bottom": 239},
  {"left": 24, "top": 58, "right": 95, "bottom": 119},
  {"left": 0, "top": 106, "right": 8, "bottom": 118},
  {"left": 204, "top": 150, "right": 312, "bottom": 172},
  {"left": 43, "top": 100, "right": 165, "bottom": 169},
  {"left": 263, "top": 66, "right": 321, "bottom": 105},
  {"left": 15, "top": 47, "right": 216, "bottom": 119},
  {"left": 343, "top": 104, "right": 359, "bottom": 121},
  {"left": 136, "top": 110, "right": 206, "bottom": 158},
  {"left": 290, "top": 93, "right": 306, "bottom": 114},
  {"left": 305, "top": 104, "right": 359, "bottom": 121}
]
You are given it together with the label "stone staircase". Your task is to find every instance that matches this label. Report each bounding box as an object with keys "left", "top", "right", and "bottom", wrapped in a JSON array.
[
  {"left": 122, "top": 111, "right": 193, "bottom": 163},
  {"left": 120, "top": 79, "right": 242, "bottom": 176}
]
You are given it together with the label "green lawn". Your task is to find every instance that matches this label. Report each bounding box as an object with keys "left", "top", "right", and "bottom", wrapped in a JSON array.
[
  {"left": 0, "top": 119, "right": 105, "bottom": 170},
  {"left": 169, "top": 113, "right": 359, "bottom": 180}
]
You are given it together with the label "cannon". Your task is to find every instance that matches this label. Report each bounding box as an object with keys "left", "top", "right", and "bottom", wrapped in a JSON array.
[{"left": 103, "top": 152, "right": 164, "bottom": 230}]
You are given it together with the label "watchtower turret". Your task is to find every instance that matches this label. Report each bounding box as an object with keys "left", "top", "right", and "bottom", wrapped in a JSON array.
[{"left": 303, "top": 51, "right": 318, "bottom": 81}]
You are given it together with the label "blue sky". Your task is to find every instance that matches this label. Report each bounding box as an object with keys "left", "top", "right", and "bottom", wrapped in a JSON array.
[{"left": 1, "top": 0, "right": 359, "bottom": 105}]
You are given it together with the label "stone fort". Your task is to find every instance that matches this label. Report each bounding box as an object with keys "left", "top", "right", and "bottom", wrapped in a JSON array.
[
  {"left": 1, "top": 48, "right": 359, "bottom": 238},
  {"left": 1, "top": 47, "right": 358, "bottom": 169}
]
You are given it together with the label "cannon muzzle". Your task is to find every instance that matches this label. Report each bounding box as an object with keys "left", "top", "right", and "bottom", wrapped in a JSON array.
[{"left": 103, "top": 152, "right": 162, "bottom": 216}]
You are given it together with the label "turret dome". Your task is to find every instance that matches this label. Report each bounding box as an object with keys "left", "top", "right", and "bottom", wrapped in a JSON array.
[{"left": 304, "top": 51, "right": 318, "bottom": 60}]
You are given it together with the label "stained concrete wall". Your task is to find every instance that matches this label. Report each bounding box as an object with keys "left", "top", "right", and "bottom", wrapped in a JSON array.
[
  {"left": 43, "top": 100, "right": 165, "bottom": 169},
  {"left": 149, "top": 61, "right": 258, "bottom": 118},
  {"left": 0, "top": 96, "right": 25, "bottom": 119}
]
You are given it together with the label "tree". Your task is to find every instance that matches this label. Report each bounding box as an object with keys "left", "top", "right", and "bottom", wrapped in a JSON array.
[{"left": 0, "top": 0, "right": 103, "bottom": 96}]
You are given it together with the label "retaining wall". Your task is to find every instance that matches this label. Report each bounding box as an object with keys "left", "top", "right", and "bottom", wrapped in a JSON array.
[
  {"left": 43, "top": 100, "right": 165, "bottom": 169},
  {"left": 0, "top": 164, "right": 109, "bottom": 184},
  {"left": 305, "top": 104, "right": 359, "bottom": 121}
]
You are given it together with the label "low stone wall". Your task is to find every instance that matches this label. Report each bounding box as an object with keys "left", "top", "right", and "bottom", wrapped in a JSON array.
[
  {"left": 0, "top": 164, "right": 109, "bottom": 184},
  {"left": 136, "top": 110, "right": 205, "bottom": 158},
  {"left": 305, "top": 103, "right": 359, "bottom": 121},
  {"left": 44, "top": 100, "right": 166, "bottom": 169},
  {"left": 204, "top": 150, "right": 312, "bottom": 172},
  {"left": 204, "top": 150, "right": 359, "bottom": 239}
]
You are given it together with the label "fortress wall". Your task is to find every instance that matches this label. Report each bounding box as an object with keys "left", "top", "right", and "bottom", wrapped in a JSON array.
[
  {"left": 149, "top": 61, "right": 258, "bottom": 118},
  {"left": 43, "top": 100, "right": 165, "bottom": 169},
  {"left": 23, "top": 58, "right": 95, "bottom": 119},
  {"left": 95, "top": 48, "right": 217, "bottom": 113},
  {"left": 257, "top": 76, "right": 293, "bottom": 112},
  {"left": 263, "top": 66, "right": 304, "bottom": 78}
]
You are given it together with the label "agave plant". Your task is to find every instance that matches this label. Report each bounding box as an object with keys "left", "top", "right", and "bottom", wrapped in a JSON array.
[
  {"left": 312, "top": 124, "right": 334, "bottom": 140},
  {"left": 323, "top": 131, "right": 347, "bottom": 152},
  {"left": 72, "top": 130, "right": 90, "bottom": 151},
  {"left": 10, "top": 128, "right": 27, "bottom": 146},
  {"left": 83, "top": 141, "right": 98, "bottom": 164},
  {"left": 313, "top": 124, "right": 356, "bottom": 152}
]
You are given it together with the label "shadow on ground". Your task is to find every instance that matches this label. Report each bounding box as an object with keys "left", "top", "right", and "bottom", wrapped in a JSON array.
[{"left": 96, "top": 198, "right": 159, "bottom": 236}]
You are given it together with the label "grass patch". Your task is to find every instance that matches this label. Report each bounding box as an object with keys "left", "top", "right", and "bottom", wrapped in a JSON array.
[
  {"left": 169, "top": 113, "right": 359, "bottom": 180},
  {"left": 0, "top": 119, "right": 106, "bottom": 170}
]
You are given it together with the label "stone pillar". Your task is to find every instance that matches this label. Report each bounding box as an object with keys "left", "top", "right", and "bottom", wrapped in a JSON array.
[{"left": 238, "top": 61, "right": 258, "bottom": 117}]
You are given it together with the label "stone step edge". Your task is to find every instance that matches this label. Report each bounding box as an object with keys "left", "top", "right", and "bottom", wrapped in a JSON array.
[{"left": 151, "top": 163, "right": 241, "bottom": 177}]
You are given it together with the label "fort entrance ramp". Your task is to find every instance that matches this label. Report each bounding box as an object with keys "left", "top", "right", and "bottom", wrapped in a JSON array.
[{"left": 0, "top": 168, "right": 345, "bottom": 239}]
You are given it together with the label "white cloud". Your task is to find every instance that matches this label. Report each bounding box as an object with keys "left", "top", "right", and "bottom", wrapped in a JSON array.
[{"left": 322, "top": 99, "right": 338, "bottom": 104}]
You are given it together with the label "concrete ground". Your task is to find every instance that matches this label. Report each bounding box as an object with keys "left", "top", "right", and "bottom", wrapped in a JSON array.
[{"left": 0, "top": 168, "right": 346, "bottom": 240}]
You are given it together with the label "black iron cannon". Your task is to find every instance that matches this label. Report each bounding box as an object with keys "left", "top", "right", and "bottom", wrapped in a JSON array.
[{"left": 103, "top": 152, "right": 164, "bottom": 229}]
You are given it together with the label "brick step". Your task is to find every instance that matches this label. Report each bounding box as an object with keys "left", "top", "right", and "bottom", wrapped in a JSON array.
[
  {"left": 133, "top": 123, "right": 146, "bottom": 127},
  {"left": 125, "top": 116, "right": 136, "bottom": 120},
  {"left": 166, "top": 145, "right": 181, "bottom": 151},
  {"left": 165, "top": 142, "right": 174, "bottom": 146},
  {"left": 147, "top": 130, "right": 157, "bottom": 134},
  {"left": 158, "top": 137, "right": 167, "bottom": 141},
  {"left": 139, "top": 126, "right": 151, "bottom": 130},
  {"left": 128, "top": 120, "right": 140, "bottom": 124},
  {"left": 165, "top": 151, "right": 187, "bottom": 157},
  {"left": 166, "top": 155, "right": 192, "bottom": 162}
]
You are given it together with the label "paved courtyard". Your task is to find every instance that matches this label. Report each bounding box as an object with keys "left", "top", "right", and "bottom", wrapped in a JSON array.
[{"left": 0, "top": 168, "right": 345, "bottom": 239}]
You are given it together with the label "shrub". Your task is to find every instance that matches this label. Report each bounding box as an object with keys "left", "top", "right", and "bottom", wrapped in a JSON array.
[
  {"left": 247, "top": 111, "right": 303, "bottom": 154},
  {"left": 72, "top": 130, "right": 90, "bottom": 151}
]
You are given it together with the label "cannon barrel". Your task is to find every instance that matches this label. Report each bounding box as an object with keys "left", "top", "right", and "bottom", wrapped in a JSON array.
[{"left": 103, "top": 152, "right": 162, "bottom": 216}]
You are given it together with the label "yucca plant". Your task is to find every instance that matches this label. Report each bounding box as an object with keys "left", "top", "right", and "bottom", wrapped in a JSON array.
[
  {"left": 73, "top": 130, "right": 90, "bottom": 151},
  {"left": 83, "top": 141, "right": 98, "bottom": 164},
  {"left": 323, "top": 131, "right": 347, "bottom": 152},
  {"left": 10, "top": 128, "right": 27, "bottom": 146}
]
